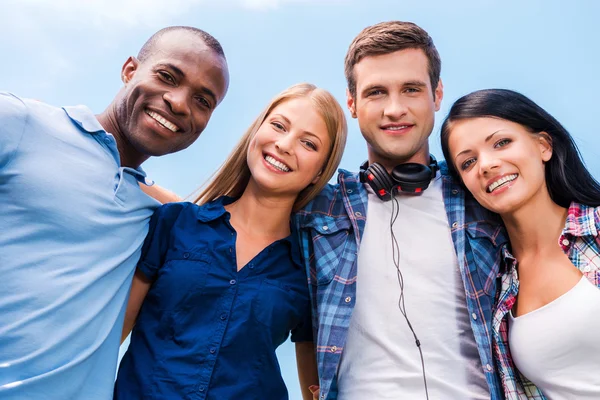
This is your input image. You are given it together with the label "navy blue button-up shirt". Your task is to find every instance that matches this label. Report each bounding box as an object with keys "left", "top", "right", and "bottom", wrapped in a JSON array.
[{"left": 114, "top": 197, "right": 312, "bottom": 400}]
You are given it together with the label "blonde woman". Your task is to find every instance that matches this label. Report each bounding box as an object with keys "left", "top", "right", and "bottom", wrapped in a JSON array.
[{"left": 114, "top": 83, "right": 347, "bottom": 400}]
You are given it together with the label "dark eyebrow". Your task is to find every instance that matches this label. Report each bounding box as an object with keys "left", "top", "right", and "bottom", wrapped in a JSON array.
[
  {"left": 403, "top": 80, "right": 428, "bottom": 88},
  {"left": 271, "top": 113, "right": 323, "bottom": 145},
  {"left": 454, "top": 130, "right": 503, "bottom": 161},
  {"left": 155, "top": 63, "right": 218, "bottom": 106},
  {"left": 360, "top": 84, "right": 385, "bottom": 96},
  {"left": 485, "top": 130, "right": 501, "bottom": 143}
]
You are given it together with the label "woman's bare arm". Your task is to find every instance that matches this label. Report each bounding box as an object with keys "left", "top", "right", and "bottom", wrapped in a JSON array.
[{"left": 121, "top": 270, "right": 152, "bottom": 343}]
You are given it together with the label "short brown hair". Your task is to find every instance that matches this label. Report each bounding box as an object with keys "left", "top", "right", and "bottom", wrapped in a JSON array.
[{"left": 344, "top": 21, "right": 441, "bottom": 98}]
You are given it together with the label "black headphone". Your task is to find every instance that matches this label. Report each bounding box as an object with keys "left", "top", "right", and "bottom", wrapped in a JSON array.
[{"left": 359, "top": 155, "right": 439, "bottom": 201}]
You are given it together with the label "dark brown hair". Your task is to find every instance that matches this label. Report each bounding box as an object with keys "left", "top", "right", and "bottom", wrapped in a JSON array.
[{"left": 344, "top": 21, "right": 441, "bottom": 98}]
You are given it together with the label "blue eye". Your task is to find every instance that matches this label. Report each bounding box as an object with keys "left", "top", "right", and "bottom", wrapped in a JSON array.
[{"left": 367, "top": 89, "right": 385, "bottom": 97}]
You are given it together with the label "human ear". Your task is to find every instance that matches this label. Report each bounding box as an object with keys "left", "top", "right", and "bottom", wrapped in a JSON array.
[
  {"left": 434, "top": 79, "right": 444, "bottom": 112},
  {"left": 538, "top": 132, "right": 553, "bottom": 162},
  {"left": 346, "top": 88, "right": 357, "bottom": 119},
  {"left": 121, "top": 56, "right": 139, "bottom": 84}
]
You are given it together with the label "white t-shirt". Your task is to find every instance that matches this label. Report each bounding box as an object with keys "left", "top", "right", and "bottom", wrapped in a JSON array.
[{"left": 337, "top": 174, "right": 490, "bottom": 400}]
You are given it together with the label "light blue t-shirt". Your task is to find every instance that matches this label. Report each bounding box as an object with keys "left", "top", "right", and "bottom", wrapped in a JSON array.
[{"left": 0, "top": 93, "right": 159, "bottom": 399}]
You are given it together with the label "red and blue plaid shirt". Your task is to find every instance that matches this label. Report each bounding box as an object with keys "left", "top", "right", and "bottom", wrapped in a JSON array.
[
  {"left": 296, "top": 162, "right": 510, "bottom": 400},
  {"left": 493, "top": 202, "right": 600, "bottom": 399}
]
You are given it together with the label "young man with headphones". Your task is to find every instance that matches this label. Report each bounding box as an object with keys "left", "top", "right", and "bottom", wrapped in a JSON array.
[{"left": 296, "top": 21, "right": 509, "bottom": 400}]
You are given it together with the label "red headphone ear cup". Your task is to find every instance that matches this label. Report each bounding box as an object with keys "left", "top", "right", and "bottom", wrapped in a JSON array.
[{"left": 365, "top": 162, "right": 394, "bottom": 196}]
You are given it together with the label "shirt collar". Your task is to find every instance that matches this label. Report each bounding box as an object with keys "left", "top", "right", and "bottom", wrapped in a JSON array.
[
  {"left": 62, "top": 105, "right": 106, "bottom": 134},
  {"left": 499, "top": 202, "right": 600, "bottom": 275},
  {"left": 62, "top": 105, "right": 151, "bottom": 182},
  {"left": 562, "top": 202, "right": 599, "bottom": 238},
  {"left": 196, "top": 196, "right": 302, "bottom": 268},
  {"left": 195, "top": 196, "right": 236, "bottom": 222}
]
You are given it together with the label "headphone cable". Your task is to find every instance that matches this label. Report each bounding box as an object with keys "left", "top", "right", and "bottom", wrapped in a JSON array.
[{"left": 389, "top": 188, "right": 430, "bottom": 400}]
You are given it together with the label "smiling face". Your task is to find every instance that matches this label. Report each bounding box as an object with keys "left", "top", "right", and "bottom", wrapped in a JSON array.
[
  {"left": 347, "top": 48, "right": 443, "bottom": 168},
  {"left": 116, "top": 30, "right": 229, "bottom": 163},
  {"left": 448, "top": 117, "right": 553, "bottom": 215},
  {"left": 246, "top": 97, "right": 331, "bottom": 200}
]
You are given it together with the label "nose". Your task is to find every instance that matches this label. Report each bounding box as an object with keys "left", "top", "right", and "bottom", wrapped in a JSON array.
[
  {"left": 163, "top": 88, "right": 191, "bottom": 117},
  {"left": 478, "top": 152, "right": 500, "bottom": 175},
  {"left": 383, "top": 94, "right": 408, "bottom": 120},
  {"left": 275, "top": 133, "right": 295, "bottom": 155}
]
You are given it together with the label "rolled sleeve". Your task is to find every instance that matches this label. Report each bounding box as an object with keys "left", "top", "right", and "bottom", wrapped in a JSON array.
[{"left": 137, "top": 202, "right": 187, "bottom": 281}]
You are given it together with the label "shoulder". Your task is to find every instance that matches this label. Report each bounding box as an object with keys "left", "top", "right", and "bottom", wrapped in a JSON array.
[
  {"left": 296, "top": 170, "right": 359, "bottom": 221},
  {"left": 0, "top": 92, "right": 29, "bottom": 122},
  {"left": 153, "top": 201, "right": 194, "bottom": 224}
]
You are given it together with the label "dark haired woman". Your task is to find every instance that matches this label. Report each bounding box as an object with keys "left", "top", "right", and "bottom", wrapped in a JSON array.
[{"left": 440, "top": 89, "right": 600, "bottom": 399}]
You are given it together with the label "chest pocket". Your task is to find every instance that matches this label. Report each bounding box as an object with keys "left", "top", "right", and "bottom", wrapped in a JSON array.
[
  {"left": 152, "top": 249, "right": 211, "bottom": 310},
  {"left": 252, "top": 279, "right": 307, "bottom": 344},
  {"left": 464, "top": 221, "right": 508, "bottom": 296},
  {"left": 303, "top": 215, "right": 353, "bottom": 286}
]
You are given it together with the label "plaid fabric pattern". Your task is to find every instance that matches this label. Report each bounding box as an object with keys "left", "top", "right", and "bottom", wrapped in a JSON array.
[
  {"left": 494, "top": 202, "right": 600, "bottom": 399},
  {"left": 295, "top": 162, "right": 510, "bottom": 400}
]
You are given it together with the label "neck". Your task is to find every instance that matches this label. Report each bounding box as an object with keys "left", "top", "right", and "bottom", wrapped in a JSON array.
[
  {"left": 225, "top": 181, "right": 295, "bottom": 239},
  {"left": 96, "top": 99, "right": 148, "bottom": 169},
  {"left": 501, "top": 190, "right": 569, "bottom": 261},
  {"left": 369, "top": 145, "right": 430, "bottom": 174}
]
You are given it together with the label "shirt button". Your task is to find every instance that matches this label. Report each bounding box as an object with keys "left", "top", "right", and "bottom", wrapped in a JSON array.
[
  {"left": 144, "top": 177, "right": 154, "bottom": 186},
  {"left": 220, "top": 313, "right": 228, "bottom": 321},
  {"left": 471, "top": 313, "right": 477, "bottom": 320},
  {"left": 583, "top": 265, "right": 592, "bottom": 273},
  {"left": 230, "top": 279, "right": 236, "bottom": 285},
  {"left": 451, "top": 222, "right": 458, "bottom": 228},
  {"left": 183, "top": 253, "right": 190, "bottom": 259},
  {"left": 347, "top": 189, "right": 353, "bottom": 193},
  {"left": 210, "top": 348, "right": 216, "bottom": 354},
  {"left": 345, "top": 297, "right": 352, "bottom": 303},
  {"left": 355, "top": 212, "right": 362, "bottom": 217},
  {"left": 322, "top": 226, "right": 329, "bottom": 231},
  {"left": 562, "top": 238, "right": 570, "bottom": 246},
  {"left": 249, "top": 264, "right": 255, "bottom": 269},
  {"left": 330, "top": 346, "right": 337, "bottom": 353},
  {"left": 104, "top": 137, "right": 112, "bottom": 144},
  {"left": 452, "top": 189, "right": 459, "bottom": 195},
  {"left": 486, "top": 364, "right": 493, "bottom": 372},
  {"left": 199, "top": 386, "right": 205, "bottom": 392},
  {"left": 229, "top": 247, "right": 233, "bottom": 253}
]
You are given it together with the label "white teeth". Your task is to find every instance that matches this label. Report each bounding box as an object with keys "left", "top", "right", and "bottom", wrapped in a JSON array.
[
  {"left": 146, "top": 110, "right": 178, "bottom": 132},
  {"left": 384, "top": 125, "right": 409, "bottom": 130},
  {"left": 488, "top": 174, "right": 518, "bottom": 193},
  {"left": 264, "top": 155, "right": 291, "bottom": 172}
]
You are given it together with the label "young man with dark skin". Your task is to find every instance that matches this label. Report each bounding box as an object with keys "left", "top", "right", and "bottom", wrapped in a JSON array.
[
  {"left": 0, "top": 26, "right": 229, "bottom": 400},
  {"left": 298, "top": 21, "right": 509, "bottom": 400}
]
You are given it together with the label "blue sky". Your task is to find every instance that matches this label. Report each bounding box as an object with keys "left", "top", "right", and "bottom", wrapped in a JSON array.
[{"left": 2, "top": 0, "right": 599, "bottom": 398}]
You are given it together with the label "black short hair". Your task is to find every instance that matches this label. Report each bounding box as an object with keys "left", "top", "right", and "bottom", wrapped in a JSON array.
[{"left": 137, "top": 26, "right": 225, "bottom": 63}]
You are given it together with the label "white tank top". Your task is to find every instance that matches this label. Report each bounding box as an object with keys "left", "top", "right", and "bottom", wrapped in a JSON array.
[{"left": 509, "top": 276, "right": 600, "bottom": 399}]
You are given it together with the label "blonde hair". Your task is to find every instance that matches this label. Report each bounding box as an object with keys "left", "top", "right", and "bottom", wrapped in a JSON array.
[{"left": 193, "top": 83, "right": 347, "bottom": 211}]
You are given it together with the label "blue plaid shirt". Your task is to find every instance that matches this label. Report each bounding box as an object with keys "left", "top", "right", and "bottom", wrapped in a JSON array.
[{"left": 295, "top": 162, "right": 509, "bottom": 400}]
